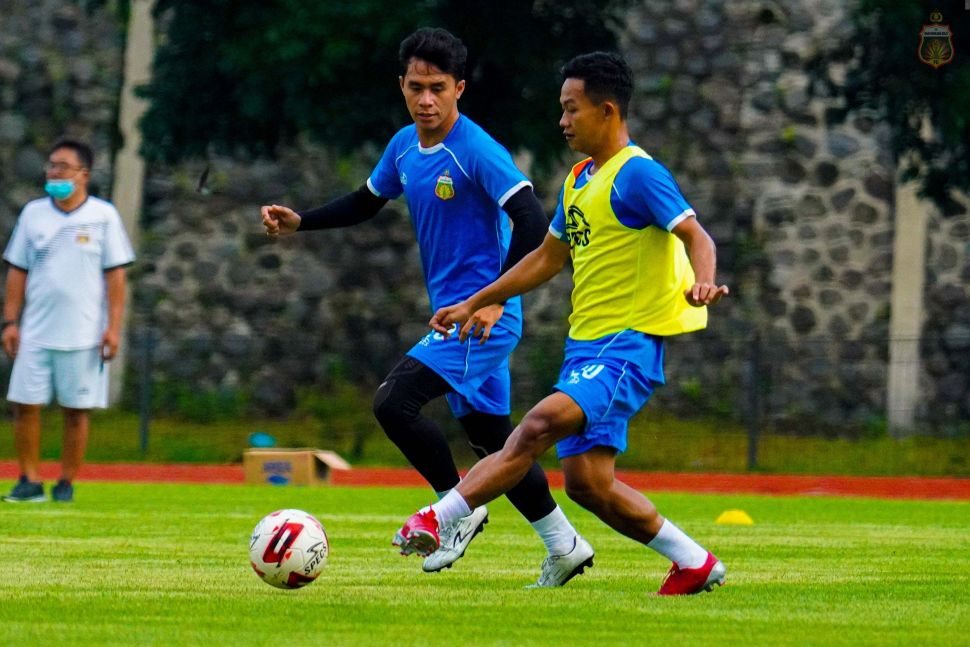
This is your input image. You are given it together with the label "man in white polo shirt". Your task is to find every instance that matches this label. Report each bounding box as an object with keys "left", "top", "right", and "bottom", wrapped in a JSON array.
[{"left": 2, "top": 140, "right": 135, "bottom": 503}]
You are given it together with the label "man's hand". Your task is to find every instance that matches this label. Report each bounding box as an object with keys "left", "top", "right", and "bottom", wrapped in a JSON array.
[
  {"left": 101, "top": 328, "right": 120, "bottom": 361},
  {"left": 261, "top": 205, "right": 302, "bottom": 238},
  {"left": 2, "top": 324, "right": 18, "bottom": 359},
  {"left": 429, "top": 303, "right": 504, "bottom": 344},
  {"left": 430, "top": 301, "right": 475, "bottom": 336},
  {"left": 684, "top": 282, "right": 730, "bottom": 307},
  {"left": 459, "top": 304, "right": 504, "bottom": 344}
]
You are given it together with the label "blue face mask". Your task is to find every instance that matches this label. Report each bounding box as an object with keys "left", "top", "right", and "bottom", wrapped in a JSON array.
[{"left": 45, "top": 179, "right": 75, "bottom": 201}]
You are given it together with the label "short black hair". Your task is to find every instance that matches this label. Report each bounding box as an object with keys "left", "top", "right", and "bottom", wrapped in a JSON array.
[
  {"left": 561, "top": 52, "right": 634, "bottom": 118},
  {"left": 50, "top": 139, "right": 94, "bottom": 169},
  {"left": 399, "top": 27, "right": 467, "bottom": 80}
]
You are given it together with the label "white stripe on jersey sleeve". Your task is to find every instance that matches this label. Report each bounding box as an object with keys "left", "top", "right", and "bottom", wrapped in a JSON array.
[
  {"left": 665, "top": 208, "right": 696, "bottom": 231},
  {"left": 497, "top": 180, "right": 532, "bottom": 207},
  {"left": 366, "top": 177, "right": 381, "bottom": 197}
]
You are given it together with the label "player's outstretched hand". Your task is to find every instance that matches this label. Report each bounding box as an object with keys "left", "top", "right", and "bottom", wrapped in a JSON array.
[
  {"left": 261, "top": 204, "right": 301, "bottom": 238},
  {"left": 684, "top": 282, "right": 730, "bottom": 307},
  {"left": 429, "top": 301, "right": 474, "bottom": 336}
]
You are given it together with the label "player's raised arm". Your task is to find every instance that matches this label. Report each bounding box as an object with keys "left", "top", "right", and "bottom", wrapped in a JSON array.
[
  {"left": 430, "top": 233, "right": 570, "bottom": 342},
  {"left": 671, "top": 216, "right": 729, "bottom": 306},
  {"left": 261, "top": 185, "right": 389, "bottom": 238}
]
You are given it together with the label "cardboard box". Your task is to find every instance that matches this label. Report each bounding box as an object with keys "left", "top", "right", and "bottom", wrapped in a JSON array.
[{"left": 243, "top": 448, "right": 351, "bottom": 486}]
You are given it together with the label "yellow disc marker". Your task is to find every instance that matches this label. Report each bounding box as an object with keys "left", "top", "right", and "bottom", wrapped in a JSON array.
[{"left": 715, "top": 509, "right": 754, "bottom": 525}]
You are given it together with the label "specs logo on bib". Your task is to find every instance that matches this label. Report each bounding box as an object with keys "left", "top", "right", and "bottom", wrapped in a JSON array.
[{"left": 565, "top": 205, "right": 590, "bottom": 247}]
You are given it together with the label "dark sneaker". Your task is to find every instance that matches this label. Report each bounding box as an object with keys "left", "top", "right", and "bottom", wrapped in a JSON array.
[
  {"left": 2, "top": 476, "right": 47, "bottom": 503},
  {"left": 51, "top": 480, "right": 74, "bottom": 503}
]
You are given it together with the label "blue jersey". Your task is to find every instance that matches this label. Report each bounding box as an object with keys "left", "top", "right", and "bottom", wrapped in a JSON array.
[{"left": 367, "top": 115, "right": 530, "bottom": 334}]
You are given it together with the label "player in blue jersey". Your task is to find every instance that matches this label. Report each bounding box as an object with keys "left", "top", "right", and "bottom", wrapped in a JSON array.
[
  {"left": 396, "top": 52, "right": 729, "bottom": 596},
  {"left": 261, "top": 28, "right": 592, "bottom": 586}
]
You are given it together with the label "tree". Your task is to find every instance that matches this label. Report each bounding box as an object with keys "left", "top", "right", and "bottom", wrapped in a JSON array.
[
  {"left": 846, "top": 0, "right": 969, "bottom": 209},
  {"left": 139, "top": 0, "right": 630, "bottom": 167}
]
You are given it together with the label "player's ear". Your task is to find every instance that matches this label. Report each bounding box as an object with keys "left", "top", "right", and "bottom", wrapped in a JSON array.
[
  {"left": 399, "top": 76, "right": 406, "bottom": 94},
  {"left": 455, "top": 79, "right": 466, "bottom": 99}
]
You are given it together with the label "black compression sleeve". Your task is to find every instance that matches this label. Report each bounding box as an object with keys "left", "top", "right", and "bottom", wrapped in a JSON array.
[
  {"left": 296, "top": 184, "right": 388, "bottom": 230},
  {"left": 500, "top": 186, "right": 548, "bottom": 274}
]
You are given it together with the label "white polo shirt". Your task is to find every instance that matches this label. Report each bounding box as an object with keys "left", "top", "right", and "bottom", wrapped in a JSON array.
[{"left": 3, "top": 196, "right": 136, "bottom": 350}]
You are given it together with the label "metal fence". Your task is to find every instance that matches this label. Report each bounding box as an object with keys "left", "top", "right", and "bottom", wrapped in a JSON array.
[{"left": 0, "top": 322, "right": 965, "bottom": 476}]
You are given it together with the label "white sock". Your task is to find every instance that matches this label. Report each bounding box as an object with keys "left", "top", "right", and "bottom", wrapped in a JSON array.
[
  {"left": 430, "top": 490, "right": 471, "bottom": 527},
  {"left": 647, "top": 519, "right": 709, "bottom": 569},
  {"left": 435, "top": 489, "right": 452, "bottom": 500},
  {"left": 530, "top": 506, "right": 578, "bottom": 556}
]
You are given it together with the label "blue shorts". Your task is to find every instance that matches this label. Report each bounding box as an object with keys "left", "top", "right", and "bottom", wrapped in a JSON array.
[
  {"left": 553, "top": 331, "right": 665, "bottom": 459},
  {"left": 406, "top": 323, "right": 519, "bottom": 417}
]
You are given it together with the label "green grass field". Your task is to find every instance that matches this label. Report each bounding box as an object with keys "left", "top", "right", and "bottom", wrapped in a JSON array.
[
  {"left": 0, "top": 482, "right": 970, "bottom": 646},
  {"left": 0, "top": 482, "right": 967, "bottom": 646}
]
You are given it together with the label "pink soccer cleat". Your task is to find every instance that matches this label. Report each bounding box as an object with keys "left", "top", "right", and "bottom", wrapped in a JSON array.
[
  {"left": 657, "top": 551, "right": 726, "bottom": 595},
  {"left": 393, "top": 507, "right": 441, "bottom": 557}
]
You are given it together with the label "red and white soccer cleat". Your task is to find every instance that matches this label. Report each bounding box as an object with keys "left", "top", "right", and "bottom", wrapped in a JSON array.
[
  {"left": 657, "top": 551, "right": 726, "bottom": 595},
  {"left": 393, "top": 507, "right": 441, "bottom": 557}
]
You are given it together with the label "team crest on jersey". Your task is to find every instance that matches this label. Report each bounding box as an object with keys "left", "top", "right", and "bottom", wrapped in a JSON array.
[
  {"left": 434, "top": 171, "right": 455, "bottom": 200},
  {"left": 918, "top": 12, "right": 954, "bottom": 69},
  {"left": 565, "top": 205, "right": 591, "bottom": 247},
  {"left": 76, "top": 229, "right": 90, "bottom": 244}
]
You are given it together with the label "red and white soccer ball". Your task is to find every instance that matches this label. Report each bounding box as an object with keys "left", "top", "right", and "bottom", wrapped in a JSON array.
[{"left": 249, "top": 509, "right": 329, "bottom": 589}]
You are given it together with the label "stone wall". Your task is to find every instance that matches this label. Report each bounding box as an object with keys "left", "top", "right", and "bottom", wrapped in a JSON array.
[
  {"left": 133, "top": 147, "right": 430, "bottom": 414},
  {"left": 619, "top": 0, "right": 919, "bottom": 429},
  {"left": 2, "top": 0, "right": 967, "bottom": 431},
  {"left": 922, "top": 193, "right": 970, "bottom": 429},
  {"left": 0, "top": 1, "right": 123, "bottom": 216}
]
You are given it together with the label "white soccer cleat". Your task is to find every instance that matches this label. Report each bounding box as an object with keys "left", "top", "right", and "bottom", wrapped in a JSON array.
[
  {"left": 528, "top": 535, "right": 595, "bottom": 588},
  {"left": 422, "top": 506, "right": 489, "bottom": 572}
]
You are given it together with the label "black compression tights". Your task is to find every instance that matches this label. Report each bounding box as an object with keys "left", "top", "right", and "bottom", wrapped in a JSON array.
[{"left": 372, "top": 356, "right": 556, "bottom": 522}]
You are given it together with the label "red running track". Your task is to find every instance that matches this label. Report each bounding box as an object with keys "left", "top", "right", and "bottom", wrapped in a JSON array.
[{"left": 1, "top": 461, "right": 967, "bottom": 500}]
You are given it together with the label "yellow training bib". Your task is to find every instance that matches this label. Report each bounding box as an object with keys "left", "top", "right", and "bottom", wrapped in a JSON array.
[{"left": 561, "top": 145, "right": 706, "bottom": 339}]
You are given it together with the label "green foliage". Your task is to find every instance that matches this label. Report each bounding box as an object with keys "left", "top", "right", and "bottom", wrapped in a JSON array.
[
  {"left": 151, "top": 379, "right": 249, "bottom": 423},
  {"left": 846, "top": 1, "right": 970, "bottom": 207},
  {"left": 779, "top": 124, "right": 797, "bottom": 146},
  {"left": 2, "top": 407, "right": 965, "bottom": 476},
  {"left": 294, "top": 381, "right": 377, "bottom": 461},
  {"left": 140, "top": 0, "right": 631, "bottom": 167}
]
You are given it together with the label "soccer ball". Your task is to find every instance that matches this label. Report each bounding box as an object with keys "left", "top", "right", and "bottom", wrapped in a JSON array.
[{"left": 249, "top": 509, "right": 329, "bottom": 589}]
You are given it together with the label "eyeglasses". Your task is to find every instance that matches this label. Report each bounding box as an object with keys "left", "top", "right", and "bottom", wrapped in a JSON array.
[{"left": 44, "top": 162, "right": 87, "bottom": 173}]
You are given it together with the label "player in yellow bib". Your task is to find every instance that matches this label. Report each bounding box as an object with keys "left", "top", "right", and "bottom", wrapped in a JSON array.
[{"left": 396, "top": 52, "right": 729, "bottom": 595}]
